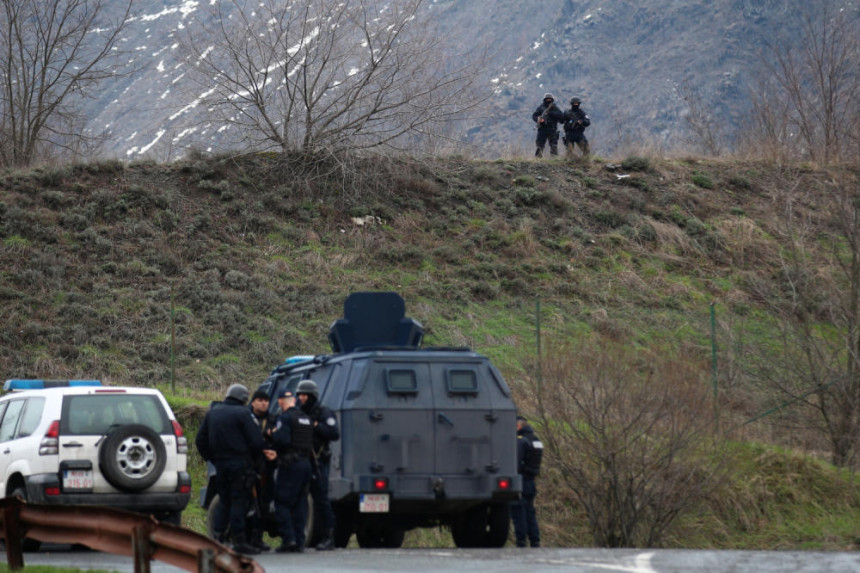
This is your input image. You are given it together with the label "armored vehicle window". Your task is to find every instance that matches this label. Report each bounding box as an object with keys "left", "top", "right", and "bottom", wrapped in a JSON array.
[
  {"left": 447, "top": 369, "right": 478, "bottom": 393},
  {"left": 386, "top": 369, "right": 417, "bottom": 394}
]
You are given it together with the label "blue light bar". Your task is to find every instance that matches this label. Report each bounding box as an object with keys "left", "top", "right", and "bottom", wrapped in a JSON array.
[
  {"left": 285, "top": 355, "right": 314, "bottom": 365},
  {"left": 3, "top": 379, "right": 102, "bottom": 391}
]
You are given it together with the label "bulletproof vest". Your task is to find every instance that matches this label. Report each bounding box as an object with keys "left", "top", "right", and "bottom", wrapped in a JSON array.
[
  {"left": 285, "top": 408, "right": 314, "bottom": 454},
  {"left": 521, "top": 432, "right": 543, "bottom": 477}
]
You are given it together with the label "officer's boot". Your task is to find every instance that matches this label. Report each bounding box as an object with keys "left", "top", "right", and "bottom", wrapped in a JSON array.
[
  {"left": 581, "top": 141, "right": 591, "bottom": 157},
  {"left": 231, "top": 532, "right": 261, "bottom": 555},
  {"left": 316, "top": 528, "right": 335, "bottom": 551},
  {"left": 535, "top": 146, "right": 542, "bottom": 158},
  {"left": 549, "top": 142, "right": 558, "bottom": 156},
  {"left": 250, "top": 528, "right": 270, "bottom": 552}
]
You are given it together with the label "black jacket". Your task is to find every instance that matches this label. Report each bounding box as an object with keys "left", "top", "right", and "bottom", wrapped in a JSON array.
[
  {"left": 301, "top": 395, "right": 340, "bottom": 457},
  {"left": 532, "top": 102, "right": 564, "bottom": 131},
  {"left": 196, "top": 397, "right": 265, "bottom": 464},
  {"left": 563, "top": 106, "right": 591, "bottom": 133},
  {"left": 516, "top": 423, "right": 544, "bottom": 478},
  {"left": 271, "top": 406, "right": 314, "bottom": 456}
]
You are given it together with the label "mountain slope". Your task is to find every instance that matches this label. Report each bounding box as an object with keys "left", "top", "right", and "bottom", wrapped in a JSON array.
[{"left": 74, "top": 0, "right": 852, "bottom": 159}]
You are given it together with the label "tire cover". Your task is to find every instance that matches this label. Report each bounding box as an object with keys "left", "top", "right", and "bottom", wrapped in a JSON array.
[{"left": 99, "top": 424, "right": 167, "bottom": 492}]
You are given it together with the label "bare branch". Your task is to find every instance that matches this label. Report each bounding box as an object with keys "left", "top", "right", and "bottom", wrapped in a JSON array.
[
  {"left": 181, "top": 0, "right": 491, "bottom": 155},
  {"left": 0, "top": 0, "right": 134, "bottom": 167}
]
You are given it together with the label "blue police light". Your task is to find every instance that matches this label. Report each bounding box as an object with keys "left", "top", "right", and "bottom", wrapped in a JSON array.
[
  {"left": 284, "top": 355, "right": 314, "bottom": 365},
  {"left": 3, "top": 379, "right": 102, "bottom": 391}
]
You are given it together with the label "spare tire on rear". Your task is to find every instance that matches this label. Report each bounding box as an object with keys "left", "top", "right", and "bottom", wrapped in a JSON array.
[{"left": 99, "top": 424, "right": 166, "bottom": 492}]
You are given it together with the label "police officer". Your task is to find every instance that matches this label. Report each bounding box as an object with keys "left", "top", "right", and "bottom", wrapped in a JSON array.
[
  {"left": 562, "top": 96, "right": 591, "bottom": 157},
  {"left": 195, "top": 384, "right": 266, "bottom": 555},
  {"left": 531, "top": 93, "right": 564, "bottom": 157},
  {"left": 270, "top": 388, "right": 314, "bottom": 553},
  {"left": 247, "top": 389, "right": 274, "bottom": 552},
  {"left": 510, "top": 414, "right": 543, "bottom": 548},
  {"left": 296, "top": 380, "right": 340, "bottom": 551}
]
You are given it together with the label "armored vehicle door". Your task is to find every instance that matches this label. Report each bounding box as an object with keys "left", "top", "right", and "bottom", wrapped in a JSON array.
[
  {"left": 344, "top": 361, "right": 436, "bottom": 479},
  {"left": 430, "top": 363, "right": 503, "bottom": 477}
]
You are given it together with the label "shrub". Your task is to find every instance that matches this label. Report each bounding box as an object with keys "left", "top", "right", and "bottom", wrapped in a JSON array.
[
  {"left": 692, "top": 172, "right": 714, "bottom": 189},
  {"left": 513, "top": 175, "right": 537, "bottom": 188},
  {"left": 621, "top": 156, "right": 651, "bottom": 172},
  {"left": 728, "top": 175, "right": 752, "bottom": 190}
]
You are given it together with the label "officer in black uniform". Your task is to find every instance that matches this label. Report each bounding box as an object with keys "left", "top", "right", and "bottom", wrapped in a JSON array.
[
  {"left": 195, "top": 384, "right": 266, "bottom": 555},
  {"left": 562, "top": 96, "right": 591, "bottom": 157},
  {"left": 270, "top": 388, "right": 315, "bottom": 553},
  {"left": 531, "top": 93, "right": 564, "bottom": 157},
  {"left": 247, "top": 389, "right": 274, "bottom": 552},
  {"left": 296, "top": 380, "right": 340, "bottom": 551},
  {"left": 510, "top": 414, "right": 543, "bottom": 548}
]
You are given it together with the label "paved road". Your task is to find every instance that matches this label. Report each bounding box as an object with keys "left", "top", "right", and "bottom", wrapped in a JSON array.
[{"left": 5, "top": 546, "right": 860, "bottom": 573}]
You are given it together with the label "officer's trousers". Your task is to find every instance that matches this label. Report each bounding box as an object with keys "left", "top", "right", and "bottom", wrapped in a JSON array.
[
  {"left": 214, "top": 459, "right": 255, "bottom": 541},
  {"left": 310, "top": 458, "right": 335, "bottom": 530},
  {"left": 274, "top": 458, "right": 312, "bottom": 547},
  {"left": 510, "top": 476, "right": 540, "bottom": 547}
]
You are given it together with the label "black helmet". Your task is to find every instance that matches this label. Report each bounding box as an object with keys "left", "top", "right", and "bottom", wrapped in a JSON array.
[
  {"left": 226, "top": 383, "right": 249, "bottom": 404},
  {"left": 296, "top": 380, "right": 319, "bottom": 399},
  {"left": 543, "top": 92, "right": 555, "bottom": 101},
  {"left": 570, "top": 97, "right": 582, "bottom": 105}
]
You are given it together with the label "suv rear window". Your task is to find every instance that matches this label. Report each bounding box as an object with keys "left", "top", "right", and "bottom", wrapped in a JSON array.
[{"left": 60, "top": 394, "right": 171, "bottom": 436}]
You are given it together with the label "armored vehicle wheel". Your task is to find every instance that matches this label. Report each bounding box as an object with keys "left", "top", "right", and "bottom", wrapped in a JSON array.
[
  {"left": 452, "top": 503, "right": 509, "bottom": 548},
  {"left": 206, "top": 494, "right": 228, "bottom": 541},
  {"left": 485, "top": 503, "right": 510, "bottom": 547},
  {"left": 333, "top": 504, "right": 355, "bottom": 548},
  {"left": 99, "top": 424, "right": 166, "bottom": 492},
  {"left": 355, "top": 519, "right": 405, "bottom": 548}
]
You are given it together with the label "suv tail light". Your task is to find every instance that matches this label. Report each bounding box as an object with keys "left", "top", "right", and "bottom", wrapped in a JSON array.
[
  {"left": 373, "top": 477, "right": 389, "bottom": 491},
  {"left": 39, "top": 420, "right": 60, "bottom": 455},
  {"left": 172, "top": 420, "right": 188, "bottom": 454}
]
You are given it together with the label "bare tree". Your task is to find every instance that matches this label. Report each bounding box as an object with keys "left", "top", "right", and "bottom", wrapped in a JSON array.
[
  {"left": 744, "top": 167, "right": 860, "bottom": 467},
  {"left": 0, "top": 0, "right": 133, "bottom": 167},
  {"left": 750, "top": 3, "right": 859, "bottom": 163},
  {"left": 519, "top": 338, "right": 726, "bottom": 547},
  {"left": 182, "top": 0, "right": 489, "bottom": 155},
  {"left": 678, "top": 80, "right": 729, "bottom": 156}
]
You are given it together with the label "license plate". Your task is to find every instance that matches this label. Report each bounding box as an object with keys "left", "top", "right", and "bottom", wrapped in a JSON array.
[
  {"left": 63, "top": 469, "right": 93, "bottom": 489},
  {"left": 359, "top": 493, "right": 389, "bottom": 513}
]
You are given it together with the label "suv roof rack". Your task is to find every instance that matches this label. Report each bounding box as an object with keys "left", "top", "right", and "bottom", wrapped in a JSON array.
[{"left": 3, "top": 379, "right": 102, "bottom": 391}]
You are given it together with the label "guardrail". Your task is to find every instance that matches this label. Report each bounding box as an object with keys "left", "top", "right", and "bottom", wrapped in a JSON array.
[{"left": 0, "top": 497, "right": 263, "bottom": 573}]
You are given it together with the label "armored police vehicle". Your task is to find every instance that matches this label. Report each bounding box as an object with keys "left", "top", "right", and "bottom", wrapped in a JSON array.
[{"left": 260, "top": 292, "right": 521, "bottom": 548}]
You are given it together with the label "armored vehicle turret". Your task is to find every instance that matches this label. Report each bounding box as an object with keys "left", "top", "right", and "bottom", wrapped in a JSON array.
[{"left": 261, "top": 292, "right": 521, "bottom": 548}]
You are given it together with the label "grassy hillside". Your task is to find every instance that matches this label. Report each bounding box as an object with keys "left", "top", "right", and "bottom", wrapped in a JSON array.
[{"left": 1, "top": 152, "right": 858, "bottom": 548}]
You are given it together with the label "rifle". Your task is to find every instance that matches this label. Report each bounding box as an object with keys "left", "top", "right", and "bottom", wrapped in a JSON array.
[{"left": 537, "top": 102, "right": 556, "bottom": 129}]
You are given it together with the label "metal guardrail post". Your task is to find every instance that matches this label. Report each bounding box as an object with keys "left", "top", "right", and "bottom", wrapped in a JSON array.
[
  {"left": 0, "top": 498, "right": 263, "bottom": 573},
  {"left": 2, "top": 501, "right": 23, "bottom": 570},
  {"left": 133, "top": 523, "right": 153, "bottom": 573},
  {"left": 198, "top": 548, "right": 215, "bottom": 573}
]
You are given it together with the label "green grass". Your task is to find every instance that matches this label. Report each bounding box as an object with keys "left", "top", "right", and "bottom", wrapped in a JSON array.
[{"left": 1, "top": 153, "right": 858, "bottom": 549}]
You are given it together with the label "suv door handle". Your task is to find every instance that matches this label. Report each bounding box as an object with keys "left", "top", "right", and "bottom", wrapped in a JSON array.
[
  {"left": 2, "top": 449, "right": 9, "bottom": 454},
  {"left": 62, "top": 442, "right": 84, "bottom": 448}
]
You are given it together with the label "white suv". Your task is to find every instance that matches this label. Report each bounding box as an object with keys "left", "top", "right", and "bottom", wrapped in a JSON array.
[{"left": 0, "top": 382, "right": 190, "bottom": 549}]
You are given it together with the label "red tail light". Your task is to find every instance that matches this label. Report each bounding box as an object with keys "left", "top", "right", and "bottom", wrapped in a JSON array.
[
  {"left": 39, "top": 420, "right": 60, "bottom": 455},
  {"left": 497, "top": 477, "right": 512, "bottom": 490},
  {"left": 179, "top": 484, "right": 191, "bottom": 494},
  {"left": 44, "top": 487, "right": 61, "bottom": 496},
  {"left": 373, "top": 478, "right": 389, "bottom": 491},
  {"left": 172, "top": 420, "right": 188, "bottom": 454}
]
